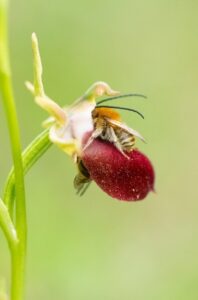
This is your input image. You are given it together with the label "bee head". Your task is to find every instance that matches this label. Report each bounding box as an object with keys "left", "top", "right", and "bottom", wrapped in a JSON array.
[{"left": 92, "top": 107, "right": 121, "bottom": 121}]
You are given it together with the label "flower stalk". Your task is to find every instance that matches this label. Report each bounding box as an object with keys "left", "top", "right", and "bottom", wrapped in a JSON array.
[
  {"left": 0, "top": 198, "right": 18, "bottom": 249},
  {"left": 0, "top": 0, "right": 26, "bottom": 299},
  {"left": 0, "top": 3, "right": 53, "bottom": 298}
]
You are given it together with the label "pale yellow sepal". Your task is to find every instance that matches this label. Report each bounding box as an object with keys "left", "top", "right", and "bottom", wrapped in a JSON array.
[{"left": 26, "top": 33, "right": 119, "bottom": 157}]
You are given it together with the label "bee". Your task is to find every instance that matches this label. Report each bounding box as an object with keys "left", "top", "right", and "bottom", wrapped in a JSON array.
[
  {"left": 74, "top": 93, "right": 146, "bottom": 195},
  {"left": 83, "top": 106, "right": 145, "bottom": 158}
]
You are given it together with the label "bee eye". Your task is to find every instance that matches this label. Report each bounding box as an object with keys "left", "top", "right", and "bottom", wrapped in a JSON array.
[{"left": 92, "top": 110, "right": 98, "bottom": 118}]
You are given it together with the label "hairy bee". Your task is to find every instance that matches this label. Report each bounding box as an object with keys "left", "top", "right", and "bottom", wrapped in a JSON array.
[{"left": 83, "top": 107, "right": 145, "bottom": 158}]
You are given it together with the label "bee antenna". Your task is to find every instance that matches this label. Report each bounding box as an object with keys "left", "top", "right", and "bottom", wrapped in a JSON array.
[
  {"left": 97, "top": 93, "right": 147, "bottom": 105},
  {"left": 96, "top": 105, "right": 144, "bottom": 119}
]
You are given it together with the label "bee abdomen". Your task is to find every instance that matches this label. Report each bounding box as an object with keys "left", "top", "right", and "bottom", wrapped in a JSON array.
[{"left": 117, "top": 131, "right": 135, "bottom": 151}]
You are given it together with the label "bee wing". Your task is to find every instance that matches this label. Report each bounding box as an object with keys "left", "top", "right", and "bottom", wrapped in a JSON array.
[{"left": 106, "top": 118, "right": 146, "bottom": 142}]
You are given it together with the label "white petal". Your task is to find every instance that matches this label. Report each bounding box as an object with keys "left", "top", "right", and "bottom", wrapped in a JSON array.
[
  {"left": 49, "top": 124, "right": 79, "bottom": 156},
  {"left": 68, "top": 101, "right": 95, "bottom": 142}
]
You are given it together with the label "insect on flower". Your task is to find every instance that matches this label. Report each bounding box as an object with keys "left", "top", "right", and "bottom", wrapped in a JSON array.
[
  {"left": 26, "top": 33, "right": 155, "bottom": 201},
  {"left": 83, "top": 94, "right": 146, "bottom": 157},
  {"left": 74, "top": 93, "right": 147, "bottom": 195}
]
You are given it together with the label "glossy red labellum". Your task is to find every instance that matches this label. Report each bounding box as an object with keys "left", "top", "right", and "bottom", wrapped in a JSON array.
[{"left": 82, "top": 132, "right": 155, "bottom": 201}]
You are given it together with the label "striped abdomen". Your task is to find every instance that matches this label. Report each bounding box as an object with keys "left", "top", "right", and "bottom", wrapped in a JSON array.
[{"left": 114, "top": 128, "right": 135, "bottom": 152}]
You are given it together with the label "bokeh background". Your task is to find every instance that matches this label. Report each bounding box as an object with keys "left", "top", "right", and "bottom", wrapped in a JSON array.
[{"left": 0, "top": 0, "right": 198, "bottom": 299}]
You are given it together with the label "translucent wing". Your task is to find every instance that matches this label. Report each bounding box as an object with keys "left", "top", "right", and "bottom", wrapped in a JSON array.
[{"left": 106, "top": 118, "right": 146, "bottom": 142}]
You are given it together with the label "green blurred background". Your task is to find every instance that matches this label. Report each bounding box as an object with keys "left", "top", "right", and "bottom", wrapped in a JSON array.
[{"left": 0, "top": 0, "right": 198, "bottom": 299}]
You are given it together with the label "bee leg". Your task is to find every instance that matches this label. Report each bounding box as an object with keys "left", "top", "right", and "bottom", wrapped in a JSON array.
[
  {"left": 114, "top": 142, "right": 130, "bottom": 159},
  {"left": 79, "top": 181, "right": 91, "bottom": 197},
  {"left": 74, "top": 174, "right": 84, "bottom": 194},
  {"left": 109, "top": 127, "right": 129, "bottom": 159},
  {"left": 75, "top": 179, "right": 91, "bottom": 196},
  {"left": 75, "top": 180, "right": 88, "bottom": 195},
  {"left": 74, "top": 171, "right": 91, "bottom": 196},
  {"left": 76, "top": 184, "right": 84, "bottom": 195},
  {"left": 83, "top": 127, "right": 103, "bottom": 151}
]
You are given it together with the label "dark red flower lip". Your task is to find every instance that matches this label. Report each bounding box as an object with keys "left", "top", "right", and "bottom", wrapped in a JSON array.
[{"left": 81, "top": 132, "right": 155, "bottom": 201}]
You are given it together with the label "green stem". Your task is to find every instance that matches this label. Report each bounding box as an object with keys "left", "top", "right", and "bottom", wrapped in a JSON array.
[
  {"left": 0, "top": 198, "right": 21, "bottom": 300},
  {"left": 0, "top": 198, "right": 18, "bottom": 249},
  {"left": 4, "top": 130, "right": 51, "bottom": 300},
  {"left": 1, "top": 64, "right": 26, "bottom": 300},
  {"left": 3, "top": 129, "right": 52, "bottom": 215},
  {"left": 10, "top": 248, "right": 26, "bottom": 300},
  {"left": 0, "top": 76, "right": 27, "bottom": 232},
  {"left": 0, "top": 0, "right": 26, "bottom": 299}
]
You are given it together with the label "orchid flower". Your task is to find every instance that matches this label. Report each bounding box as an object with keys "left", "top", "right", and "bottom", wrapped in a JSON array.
[{"left": 26, "top": 33, "right": 155, "bottom": 201}]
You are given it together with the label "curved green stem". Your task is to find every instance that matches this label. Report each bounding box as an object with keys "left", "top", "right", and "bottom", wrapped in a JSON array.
[
  {"left": 0, "top": 198, "right": 18, "bottom": 249},
  {"left": 3, "top": 129, "right": 52, "bottom": 215},
  {"left": 0, "top": 0, "right": 26, "bottom": 235}
]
